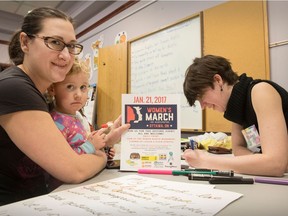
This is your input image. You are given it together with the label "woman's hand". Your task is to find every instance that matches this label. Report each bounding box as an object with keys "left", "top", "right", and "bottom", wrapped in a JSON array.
[
  {"left": 105, "top": 115, "right": 130, "bottom": 146},
  {"left": 105, "top": 147, "right": 116, "bottom": 160},
  {"left": 182, "top": 149, "right": 208, "bottom": 168}
]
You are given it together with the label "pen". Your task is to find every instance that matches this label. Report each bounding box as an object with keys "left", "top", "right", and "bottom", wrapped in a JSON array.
[
  {"left": 185, "top": 168, "right": 234, "bottom": 177},
  {"left": 254, "top": 177, "right": 288, "bottom": 185},
  {"left": 209, "top": 176, "right": 254, "bottom": 184}
]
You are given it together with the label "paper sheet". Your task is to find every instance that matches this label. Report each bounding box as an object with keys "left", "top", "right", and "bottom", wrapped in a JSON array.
[{"left": 0, "top": 175, "right": 242, "bottom": 216}]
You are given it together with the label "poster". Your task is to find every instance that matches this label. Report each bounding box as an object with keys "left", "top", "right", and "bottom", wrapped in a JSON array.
[{"left": 120, "top": 94, "right": 181, "bottom": 171}]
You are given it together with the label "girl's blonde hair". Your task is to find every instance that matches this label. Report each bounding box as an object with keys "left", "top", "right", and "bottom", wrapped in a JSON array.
[{"left": 67, "top": 58, "right": 90, "bottom": 77}]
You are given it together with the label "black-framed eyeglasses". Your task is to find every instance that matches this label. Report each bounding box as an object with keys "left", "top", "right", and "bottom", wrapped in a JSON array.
[{"left": 27, "top": 34, "right": 83, "bottom": 55}]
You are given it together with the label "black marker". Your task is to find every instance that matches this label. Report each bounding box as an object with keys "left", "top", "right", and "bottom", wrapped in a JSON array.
[
  {"left": 185, "top": 169, "right": 234, "bottom": 177},
  {"left": 188, "top": 174, "right": 241, "bottom": 181},
  {"left": 188, "top": 174, "right": 214, "bottom": 181},
  {"left": 209, "top": 176, "right": 254, "bottom": 184}
]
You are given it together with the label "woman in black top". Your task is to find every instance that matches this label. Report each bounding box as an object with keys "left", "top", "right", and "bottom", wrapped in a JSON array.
[{"left": 0, "top": 7, "right": 129, "bottom": 206}]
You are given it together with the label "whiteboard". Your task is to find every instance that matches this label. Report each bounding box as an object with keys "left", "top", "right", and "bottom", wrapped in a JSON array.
[{"left": 129, "top": 14, "right": 202, "bottom": 130}]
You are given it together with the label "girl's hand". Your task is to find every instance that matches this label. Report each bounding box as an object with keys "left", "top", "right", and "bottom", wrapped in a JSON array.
[{"left": 88, "top": 128, "right": 107, "bottom": 150}]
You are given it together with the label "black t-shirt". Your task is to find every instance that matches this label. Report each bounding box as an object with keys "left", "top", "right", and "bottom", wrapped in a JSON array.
[{"left": 0, "top": 66, "right": 52, "bottom": 205}]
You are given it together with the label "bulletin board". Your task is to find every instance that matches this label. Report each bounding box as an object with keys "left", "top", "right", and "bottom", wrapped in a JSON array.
[{"left": 128, "top": 14, "right": 203, "bottom": 131}]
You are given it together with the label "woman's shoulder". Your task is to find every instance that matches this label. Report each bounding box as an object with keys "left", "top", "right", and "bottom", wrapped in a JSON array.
[
  {"left": 251, "top": 81, "right": 285, "bottom": 105},
  {"left": 251, "top": 80, "right": 287, "bottom": 96},
  {"left": 0, "top": 66, "right": 47, "bottom": 114},
  {"left": 0, "top": 66, "right": 24, "bottom": 77},
  {"left": 0, "top": 66, "right": 32, "bottom": 87}
]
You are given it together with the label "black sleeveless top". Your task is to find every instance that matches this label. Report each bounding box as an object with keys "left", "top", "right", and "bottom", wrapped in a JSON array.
[{"left": 224, "top": 73, "right": 288, "bottom": 130}]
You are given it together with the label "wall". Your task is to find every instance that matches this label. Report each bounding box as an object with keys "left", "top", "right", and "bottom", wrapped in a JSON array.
[
  {"left": 0, "top": 44, "right": 9, "bottom": 63},
  {"left": 267, "top": 1, "right": 288, "bottom": 91},
  {"left": 77, "top": 1, "right": 225, "bottom": 84}
]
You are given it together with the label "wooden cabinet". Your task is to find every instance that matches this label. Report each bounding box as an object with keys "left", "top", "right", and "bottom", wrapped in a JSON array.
[{"left": 96, "top": 42, "right": 128, "bottom": 128}]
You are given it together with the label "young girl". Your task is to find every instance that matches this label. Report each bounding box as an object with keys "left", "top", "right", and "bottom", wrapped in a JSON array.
[{"left": 47, "top": 60, "right": 109, "bottom": 155}]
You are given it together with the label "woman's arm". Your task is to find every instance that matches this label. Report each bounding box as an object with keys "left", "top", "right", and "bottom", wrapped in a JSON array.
[
  {"left": 0, "top": 110, "right": 107, "bottom": 183},
  {"left": 249, "top": 82, "right": 288, "bottom": 175}
]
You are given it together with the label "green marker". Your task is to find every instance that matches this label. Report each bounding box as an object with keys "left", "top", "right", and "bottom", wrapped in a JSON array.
[{"left": 172, "top": 170, "right": 218, "bottom": 176}]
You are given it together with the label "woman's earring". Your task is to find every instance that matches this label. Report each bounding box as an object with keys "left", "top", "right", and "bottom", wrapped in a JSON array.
[{"left": 220, "top": 86, "right": 223, "bottom": 91}]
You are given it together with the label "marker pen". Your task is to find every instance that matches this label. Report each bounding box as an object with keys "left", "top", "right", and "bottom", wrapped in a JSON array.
[
  {"left": 101, "top": 122, "right": 113, "bottom": 128},
  {"left": 209, "top": 176, "right": 254, "bottom": 184},
  {"left": 185, "top": 168, "right": 234, "bottom": 177},
  {"left": 172, "top": 170, "right": 218, "bottom": 176},
  {"left": 188, "top": 174, "right": 241, "bottom": 181},
  {"left": 138, "top": 169, "right": 172, "bottom": 175},
  {"left": 138, "top": 169, "right": 224, "bottom": 176},
  {"left": 254, "top": 177, "right": 288, "bottom": 185},
  {"left": 188, "top": 174, "right": 213, "bottom": 181}
]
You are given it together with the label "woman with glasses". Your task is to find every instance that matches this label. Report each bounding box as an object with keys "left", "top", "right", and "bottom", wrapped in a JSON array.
[
  {"left": 0, "top": 7, "right": 130, "bottom": 206},
  {"left": 182, "top": 55, "right": 288, "bottom": 177}
]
